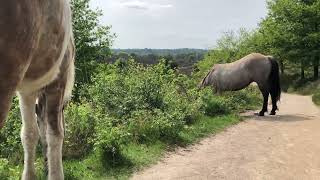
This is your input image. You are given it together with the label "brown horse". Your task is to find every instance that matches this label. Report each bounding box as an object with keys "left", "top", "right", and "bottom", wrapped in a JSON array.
[
  {"left": 0, "top": 1, "right": 74, "bottom": 180},
  {"left": 199, "top": 53, "right": 281, "bottom": 116}
]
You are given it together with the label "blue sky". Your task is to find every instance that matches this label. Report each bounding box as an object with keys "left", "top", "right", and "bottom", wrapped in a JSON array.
[{"left": 90, "top": 0, "right": 268, "bottom": 49}]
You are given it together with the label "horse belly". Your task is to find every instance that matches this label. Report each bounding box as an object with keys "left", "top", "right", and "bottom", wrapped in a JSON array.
[
  {"left": 18, "top": 0, "right": 72, "bottom": 93},
  {"left": 218, "top": 68, "right": 252, "bottom": 91},
  {"left": 17, "top": 60, "right": 63, "bottom": 93},
  {"left": 0, "top": 1, "right": 41, "bottom": 72}
]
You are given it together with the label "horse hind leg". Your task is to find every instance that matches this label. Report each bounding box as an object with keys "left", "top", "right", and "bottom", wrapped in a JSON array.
[
  {"left": 18, "top": 92, "right": 39, "bottom": 180},
  {"left": 36, "top": 93, "right": 49, "bottom": 175},
  {"left": 258, "top": 85, "right": 269, "bottom": 116},
  {"left": 44, "top": 83, "right": 65, "bottom": 180},
  {"left": 270, "top": 91, "right": 278, "bottom": 115}
]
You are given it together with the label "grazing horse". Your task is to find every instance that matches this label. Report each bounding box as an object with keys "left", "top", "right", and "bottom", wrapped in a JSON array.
[
  {"left": 0, "top": 1, "right": 74, "bottom": 180},
  {"left": 199, "top": 53, "right": 281, "bottom": 116}
]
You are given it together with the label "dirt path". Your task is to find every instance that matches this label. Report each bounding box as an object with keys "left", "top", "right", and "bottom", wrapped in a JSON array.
[{"left": 131, "top": 93, "right": 320, "bottom": 180}]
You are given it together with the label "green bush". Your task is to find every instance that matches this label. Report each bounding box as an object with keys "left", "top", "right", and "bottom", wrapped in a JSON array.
[
  {"left": 63, "top": 102, "right": 97, "bottom": 158},
  {"left": 199, "top": 85, "right": 261, "bottom": 117},
  {"left": 83, "top": 59, "right": 260, "bottom": 160},
  {"left": 201, "top": 89, "right": 230, "bottom": 116},
  {"left": 0, "top": 98, "right": 23, "bottom": 163},
  {"left": 0, "top": 158, "right": 20, "bottom": 179},
  {"left": 313, "top": 91, "right": 320, "bottom": 106},
  {"left": 85, "top": 59, "right": 202, "bottom": 157},
  {"left": 223, "top": 85, "right": 261, "bottom": 111}
]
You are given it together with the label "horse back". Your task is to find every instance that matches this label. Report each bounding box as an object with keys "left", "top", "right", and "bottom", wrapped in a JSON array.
[{"left": 214, "top": 53, "right": 271, "bottom": 91}]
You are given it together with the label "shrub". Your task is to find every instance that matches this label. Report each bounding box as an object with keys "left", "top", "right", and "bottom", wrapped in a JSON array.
[
  {"left": 200, "top": 89, "right": 230, "bottom": 116},
  {"left": 313, "top": 91, "right": 320, "bottom": 106},
  {"left": 94, "top": 118, "right": 131, "bottom": 166},
  {"left": 199, "top": 85, "right": 261, "bottom": 116},
  {"left": 0, "top": 98, "right": 23, "bottom": 163},
  {"left": 85, "top": 59, "right": 202, "bottom": 157},
  {"left": 223, "top": 85, "right": 261, "bottom": 111},
  {"left": 63, "top": 102, "right": 97, "bottom": 158},
  {"left": 0, "top": 158, "right": 20, "bottom": 179}
]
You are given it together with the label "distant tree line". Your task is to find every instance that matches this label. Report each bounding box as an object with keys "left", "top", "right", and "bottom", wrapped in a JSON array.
[
  {"left": 106, "top": 49, "right": 207, "bottom": 74},
  {"left": 112, "top": 48, "right": 208, "bottom": 56}
]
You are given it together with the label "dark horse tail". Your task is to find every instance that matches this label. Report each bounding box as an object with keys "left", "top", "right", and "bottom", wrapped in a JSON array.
[{"left": 268, "top": 57, "right": 281, "bottom": 102}]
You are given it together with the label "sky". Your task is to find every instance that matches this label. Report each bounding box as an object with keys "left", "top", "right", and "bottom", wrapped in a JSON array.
[{"left": 90, "top": 0, "right": 268, "bottom": 49}]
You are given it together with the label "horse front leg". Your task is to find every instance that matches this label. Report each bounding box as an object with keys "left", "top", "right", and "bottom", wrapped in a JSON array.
[
  {"left": 18, "top": 92, "right": 39, "bottom": 180},
  {"left": 45, "top": 86, "right": 65, "bottom": 180},
  {"left": 0, "top": 90, "right": 15, "bottom": 129}
]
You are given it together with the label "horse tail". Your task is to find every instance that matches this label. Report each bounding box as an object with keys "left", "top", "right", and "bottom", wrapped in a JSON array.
[{"left": 268, "top": 57, "right": 281, "bottom": 102}]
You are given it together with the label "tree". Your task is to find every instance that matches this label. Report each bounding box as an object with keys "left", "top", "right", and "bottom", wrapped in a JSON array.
[
  {"left": 71, "top": 0, "right": 115, "bottom": 99},
  {"left": 261, "top": 0, "right": 320, "bottom": 79}
]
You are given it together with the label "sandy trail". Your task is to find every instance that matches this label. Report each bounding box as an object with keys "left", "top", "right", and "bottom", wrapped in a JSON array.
[{"left": 131, "top": 93, "right": 320, "bottom": 180}]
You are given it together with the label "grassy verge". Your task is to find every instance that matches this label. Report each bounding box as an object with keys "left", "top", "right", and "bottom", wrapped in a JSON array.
[
  {"left": 60, "top": 114, "right": 242, "bottom": 180},
  {"left": 286, "top": 80, "right": 320, "bottom": 95},
  {"left": 0, "top": 114, "right": 243, "bottom": 180},
  {"left": 282, "top": 74, "right": 320, "bottom": 106},
  {"left": 312, "top": 92, "right": 320, "bottom": 106},
  {"left": 1, "top": 86, "right": 260, "bottom": 180},
  {"left": 287, "top": 82, "right": 320, "bottom": 106}
]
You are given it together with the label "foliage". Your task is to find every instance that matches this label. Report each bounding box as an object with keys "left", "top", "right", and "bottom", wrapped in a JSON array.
[
  {"left": 0, "top": 98, "right": 22, "bottom": 163},
  {"left": 260, "top": 0, "right": 320, "bottom": 79},
  {"left": 201, "top": 89, "right": 230, "bottom": 116},
  {"left": 63, "top": 102, "right": 97, "bottom": 158},
  {"left": 86, "top": 60, "right": 203, "bottom": 157},
  {"left": 0, "top": 159, "right": 20, "bottom": 180},
  {"left": 312, "top": 91, "right": 320, "bottom": 105},
  {"left": 71, "top": 0, "right": 115, "bottom": 100}
]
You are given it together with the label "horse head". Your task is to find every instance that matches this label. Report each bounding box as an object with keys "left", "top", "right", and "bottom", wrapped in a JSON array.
[{"left": 198, "top": 66, "right": 215, "bottom": 89}]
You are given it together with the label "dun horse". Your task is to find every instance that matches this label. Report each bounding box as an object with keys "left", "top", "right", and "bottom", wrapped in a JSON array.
[
  {"left": 0, "top": 1, "right": 74, "bottom": 180},
  {"left": 200, "top": 53, "right": 281, "bottom": 116}
]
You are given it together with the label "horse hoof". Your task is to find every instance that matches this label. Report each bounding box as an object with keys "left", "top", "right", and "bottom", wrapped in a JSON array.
[
  {"left": 270, "top": 112, "right": 276, "bottom": 115},
  {"left": 258, "top": 112, "right": 265, "bottom": 116}
]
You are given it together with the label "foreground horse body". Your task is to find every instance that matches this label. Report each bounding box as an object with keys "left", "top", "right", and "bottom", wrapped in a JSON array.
[
  {"left": 0, "top": 1, "right": 74, "bottom": 179},
  {"left": 200, "top": 53, "right": 281, "bottom": 116}
]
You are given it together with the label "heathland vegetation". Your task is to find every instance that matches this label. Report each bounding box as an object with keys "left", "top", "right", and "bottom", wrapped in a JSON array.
[{"left": 0, "top": 0, "right": 319, "bottom": 179}]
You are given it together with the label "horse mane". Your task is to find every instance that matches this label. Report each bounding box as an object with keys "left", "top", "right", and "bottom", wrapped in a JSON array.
[{"left": 200, "top": 67, "right": 214, "bottom": 87}]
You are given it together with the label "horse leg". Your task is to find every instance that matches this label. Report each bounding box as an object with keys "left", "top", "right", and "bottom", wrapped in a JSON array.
[
  {"left": 36, "top": 93, "right": 48, "bottom": 175},
  {"left": 258, "top": 84, "right": 269, "bottom": 116},
  {"left": 270, "top": 91, "right": 278, "bottom": 115},
  {"left": 0, "top": 70, "right": 23, "bottom": 128},
  {"left": 259, "top": 91, "right": 269, "bottom": 116},
  {"left": 45, "top": 85, "right": 65, "bottom": 180},
  {"left": 18, "top": 92, "right": 39, "bottom": 180},
  {"left": 0, "top": 89, "right": 16, "bottom": 129}
]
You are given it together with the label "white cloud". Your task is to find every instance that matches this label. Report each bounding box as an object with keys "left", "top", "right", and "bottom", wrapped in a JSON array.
[
  {"left": 120, "top": 1, "right": 148, "bottom": 10},
  {"left": 119, "top": 0, "right": 173, "bottom": 10}
]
